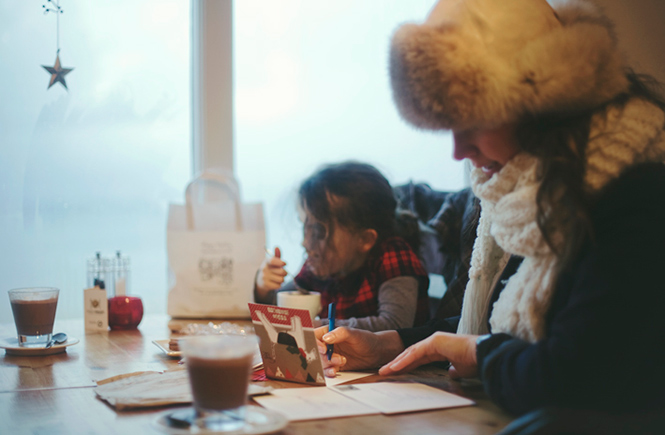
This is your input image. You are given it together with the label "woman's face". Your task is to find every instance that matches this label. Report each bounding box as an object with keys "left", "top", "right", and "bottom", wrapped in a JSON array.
[
  {"left": 300, "top": 211, "right": 367, "bottom": 279},
  {"left": 452, "top": 124, "right": 520, "bottom": 177}
]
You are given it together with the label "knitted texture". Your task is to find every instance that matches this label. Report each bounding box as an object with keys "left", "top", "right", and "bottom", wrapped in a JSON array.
[{"left": 458, "top": 98, "right": 665, "bottom": 342}]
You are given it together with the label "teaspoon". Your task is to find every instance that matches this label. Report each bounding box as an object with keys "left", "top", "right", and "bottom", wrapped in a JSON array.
[{"left": 45, "top": 332, "right": 68, "bottom": 349}]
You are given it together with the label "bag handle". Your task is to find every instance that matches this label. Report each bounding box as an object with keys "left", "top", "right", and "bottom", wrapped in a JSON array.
[{"left": 184, "top": 169, "right": 243, "bottom": 231}]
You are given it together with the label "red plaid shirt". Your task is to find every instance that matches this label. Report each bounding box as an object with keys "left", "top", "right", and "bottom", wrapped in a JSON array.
[{"left": 295, "top": 237, "right": 430, "bottom": 326}]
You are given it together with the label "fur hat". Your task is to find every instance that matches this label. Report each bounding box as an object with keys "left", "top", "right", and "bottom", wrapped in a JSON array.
[{"left": 390, "top": 0, "right": 630, "bottom": 131}]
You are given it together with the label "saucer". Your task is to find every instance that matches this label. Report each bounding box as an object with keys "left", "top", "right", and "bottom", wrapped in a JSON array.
[
  {"left": 0, "top": 336, "right": 80, "bottom": 356},
  {"left": 153, "top": 406, "right": 287, "bottom": 435},
  {"left": 152, "top": 339, "right": 264, "bottom": 371},
  {"left": 152, "top": 339, "right": 182, "bottom": 357}
]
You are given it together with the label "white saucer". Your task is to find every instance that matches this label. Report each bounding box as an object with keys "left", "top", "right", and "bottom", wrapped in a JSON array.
[
  {"left": 152, "top": 339, "right": 264, "bottom": 371},
  {"left": 153, "top": 339, "right": 182, "bottom": 357},
  {"left": 153, "top": 406, "right": 287, "bottom": 435},
  {"left": 0, "top": 336, "right": 80, "bottom": 356}
]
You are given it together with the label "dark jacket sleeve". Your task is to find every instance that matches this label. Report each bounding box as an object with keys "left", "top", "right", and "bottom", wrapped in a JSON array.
[
  {"left": 428, "top": 188, "right": 480, "bottom": 319},
  {"left": 393, "top": 181, "right": 452, "bottom": 222},
  {"left": 476, "top": 163, "right": 665, "bottom": 415}
]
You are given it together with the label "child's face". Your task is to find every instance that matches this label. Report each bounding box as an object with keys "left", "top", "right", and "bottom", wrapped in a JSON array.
[{"left": 301, "top": 211, "right": 369, "bottom": 279}]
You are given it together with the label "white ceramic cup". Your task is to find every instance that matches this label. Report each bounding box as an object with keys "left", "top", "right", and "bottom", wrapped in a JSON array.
[{"left": 276, "top": 291, "right": 322, "bottom": 320}]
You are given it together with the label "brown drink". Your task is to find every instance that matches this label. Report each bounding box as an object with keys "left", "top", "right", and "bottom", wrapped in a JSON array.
[
  {"left": 180, "top": 334, "right": 258, "bottom": 431},
  {"left": 10, "top": 298, "right": 58, "bottom": 336},
  {"left": 186, "top": 354, "right": 253, "bottom": 410},
  {"left": 8, "top": 287, "right": 60, "bottom": 347}
]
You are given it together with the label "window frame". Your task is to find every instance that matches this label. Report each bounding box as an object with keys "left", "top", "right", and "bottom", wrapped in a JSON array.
[{"left": 191, "top": 0, "right": 235, "bottom": 176}]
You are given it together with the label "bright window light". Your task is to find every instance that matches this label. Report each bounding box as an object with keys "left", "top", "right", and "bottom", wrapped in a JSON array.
[{"left": 234, "top": 0, "right": 466, "bottom": 274}]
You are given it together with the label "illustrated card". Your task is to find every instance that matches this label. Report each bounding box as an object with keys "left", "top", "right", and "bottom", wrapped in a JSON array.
[{"left": 248, "top": 303, "right": 326, "bottom": 386}]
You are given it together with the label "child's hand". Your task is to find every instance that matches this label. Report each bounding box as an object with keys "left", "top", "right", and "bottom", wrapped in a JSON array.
[{"left": 256, "top": 247, "right": 288, "bottom": 292}]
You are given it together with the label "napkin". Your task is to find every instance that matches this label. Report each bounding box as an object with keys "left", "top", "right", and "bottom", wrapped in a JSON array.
[{"left": 95, "top": 369, "right": 271, "bottom": 411}]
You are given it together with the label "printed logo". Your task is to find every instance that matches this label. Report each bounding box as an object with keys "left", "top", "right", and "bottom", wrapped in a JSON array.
[{"left": 198, "top": 257, "right": 234, "bottom": 284}]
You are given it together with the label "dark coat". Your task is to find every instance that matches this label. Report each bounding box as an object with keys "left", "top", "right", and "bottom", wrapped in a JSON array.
[
  {"left": 394, "top": 183, "right": 480, "bottom": 319},
  {"left": 399, "top": 163, "right": 665, "bottom": 416}
]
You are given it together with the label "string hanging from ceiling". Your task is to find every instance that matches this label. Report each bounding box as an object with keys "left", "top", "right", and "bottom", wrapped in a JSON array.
[{"left": 41, "top": 0, "right": 74, "bottom": 91}]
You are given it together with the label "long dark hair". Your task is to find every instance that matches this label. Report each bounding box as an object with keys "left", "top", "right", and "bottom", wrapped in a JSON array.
[
  {"left": 516, "top": 70, "right": 665, "bottom": 274},
  {"left": 298, "top": 161, "right": 420, "bottom": 254}
]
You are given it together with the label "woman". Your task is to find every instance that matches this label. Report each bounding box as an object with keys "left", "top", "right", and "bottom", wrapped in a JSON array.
[{"left": 318, "top": 0, "right": 665, "bottom": 428}]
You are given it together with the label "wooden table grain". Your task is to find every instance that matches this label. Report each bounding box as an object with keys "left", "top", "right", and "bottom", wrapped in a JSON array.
[{"left": 0, "top": 315, "right": 514, "bottom": 434}]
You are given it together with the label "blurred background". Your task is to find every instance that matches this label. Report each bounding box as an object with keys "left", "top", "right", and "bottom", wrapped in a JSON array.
[{"left": 0, "top": 0, "right": 663, "bottom": 322}]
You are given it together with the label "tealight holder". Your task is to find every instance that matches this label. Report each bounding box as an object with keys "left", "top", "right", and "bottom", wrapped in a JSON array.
[
  {"left": 106, "top": 251, "right": 143, "bottom": 330},
  {"left": 108, "top": 296, "right": 143, "bottom": 330}
]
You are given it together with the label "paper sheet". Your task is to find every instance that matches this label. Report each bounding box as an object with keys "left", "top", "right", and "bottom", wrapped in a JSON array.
[
  {"left": 253, "top": 387, "right": 380, "bottom": 421},
  {"left": 332, "top": 381, "right": 475, "bottom": 414},
  {"left": 324, "top": 371, "right": 374, "bottom": 387},
  {"left": 254, "top": 381, "right": 475, "bottom": 421}
]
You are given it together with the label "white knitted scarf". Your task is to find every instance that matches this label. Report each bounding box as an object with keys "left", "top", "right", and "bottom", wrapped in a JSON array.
[{"left": 457, "top": 98, "right": 665, "bottom": 342}]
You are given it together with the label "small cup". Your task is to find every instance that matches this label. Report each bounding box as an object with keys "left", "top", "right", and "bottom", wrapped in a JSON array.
[
  {"left": 181, "top": 334, "right": 258, "bottom": 431},
  {"left": 8, "top": 287, "right": 59, "bottom": 348},
  {"left": 276, "top": 290, "right": 322, "bottom": 320},
  {"left": 108, "top": 296, "right": 143, "bottom": 330}
]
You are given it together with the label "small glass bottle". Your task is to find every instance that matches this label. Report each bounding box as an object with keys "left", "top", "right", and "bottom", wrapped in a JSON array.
[
  {"left": 87, "top": 252, "right": 108, "bottom": 290},
  {"left": 113, "top": 251, "right": 130, "bottom": 297}
]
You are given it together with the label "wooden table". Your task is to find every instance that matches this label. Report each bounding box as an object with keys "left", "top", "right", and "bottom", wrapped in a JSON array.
[{"left": 0, "top": 315, "right": 513, "bottom": 434}]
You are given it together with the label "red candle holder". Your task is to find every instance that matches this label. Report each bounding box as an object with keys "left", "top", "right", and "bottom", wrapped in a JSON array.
[{"left": 108, "top": 296, "right": 143, "bottom": 330}]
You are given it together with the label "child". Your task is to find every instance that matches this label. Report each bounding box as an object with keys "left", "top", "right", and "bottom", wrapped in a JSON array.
[{"left": 255, "top": 161, "right": 430, "bottom": 331}]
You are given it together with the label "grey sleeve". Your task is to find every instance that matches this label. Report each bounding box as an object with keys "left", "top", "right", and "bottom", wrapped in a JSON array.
[{"left": 321, "top": 276, "right": 418, "bottom": 332}]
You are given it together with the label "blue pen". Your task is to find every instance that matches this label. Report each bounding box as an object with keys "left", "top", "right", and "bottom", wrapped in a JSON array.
[{"left": 326, "top": 302, "right": 336, "bottom": 361}]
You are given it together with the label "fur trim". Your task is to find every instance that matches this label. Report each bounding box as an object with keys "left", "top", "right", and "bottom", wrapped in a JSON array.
[{"left": 390, "top": 0, "right": 629, "bottom": 131}]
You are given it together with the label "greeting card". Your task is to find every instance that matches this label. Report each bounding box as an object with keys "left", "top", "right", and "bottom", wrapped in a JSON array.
[{"left": 248, "top": 303, "right": 325, "bottom": 386}]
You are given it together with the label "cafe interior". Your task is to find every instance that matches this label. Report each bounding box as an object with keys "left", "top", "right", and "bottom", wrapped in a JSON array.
[{"left": 1, "top": 0, "right": 664, "bottom": 434}]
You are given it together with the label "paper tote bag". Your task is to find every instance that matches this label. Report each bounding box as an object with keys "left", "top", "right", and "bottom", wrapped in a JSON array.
[{"left": 167, "top": 171, "right": 265, "bottom": 319}]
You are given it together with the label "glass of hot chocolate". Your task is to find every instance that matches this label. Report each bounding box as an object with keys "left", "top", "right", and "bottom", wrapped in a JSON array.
[
  {"left": 180, "top": 334, "right": 259, "bottom": 431},
  {"left": 8, "top": 287, "right": 60, "bottom": 348}
]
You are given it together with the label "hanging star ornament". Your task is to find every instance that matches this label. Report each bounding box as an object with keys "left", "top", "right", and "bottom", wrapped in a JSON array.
[{"left": 42, "top": 53, "right": 74, "bottom": 90}]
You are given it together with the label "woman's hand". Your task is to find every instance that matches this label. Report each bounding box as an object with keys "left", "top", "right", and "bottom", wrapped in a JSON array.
[
  {"left": 256, "top": 247, "right": 288, "bottom": 293},
  {"left": 378, "top": 332, "right": 479, "bottom": 379},
  {"left": 315, "top": 326, "right": 405, "bottom": 377}
]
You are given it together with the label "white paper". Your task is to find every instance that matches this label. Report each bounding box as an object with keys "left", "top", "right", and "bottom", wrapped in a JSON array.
[
  {"left": 254, "top": 381, "right": 475, "bottom": 421},
  {"left": 332, "top": 382, "right": 475, "bottom": 414},
  {"left": 324, "top": 371, "right": 374, "bottom": 387},
  {"left": 253, "top": 387, "right": 380, "bottom": 421}
]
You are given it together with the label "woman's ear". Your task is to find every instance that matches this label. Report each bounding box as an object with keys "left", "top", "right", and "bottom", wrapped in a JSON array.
[{"left": 358, "top": 229, "right": 378, "bottom": 253}]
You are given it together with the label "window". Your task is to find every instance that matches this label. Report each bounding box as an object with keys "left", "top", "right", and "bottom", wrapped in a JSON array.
[
  {"left": 0, "top": 0, "right": 190, "bottom": 321},
  {"left": 0, "top": 1, "right": 467, "bottom": 324},
  {"left": 234, "top": 1, "right": 467, "bottom": 280}
]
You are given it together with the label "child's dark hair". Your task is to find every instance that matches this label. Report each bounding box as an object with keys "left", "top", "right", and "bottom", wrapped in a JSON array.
[{"left": 298, "top": 161, "right": 420, "bottom": 253}]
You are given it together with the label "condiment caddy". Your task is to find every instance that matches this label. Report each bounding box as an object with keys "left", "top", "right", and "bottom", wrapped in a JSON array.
[{"left": 85, "top": 251, "right": 143, "bottom": 331}]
